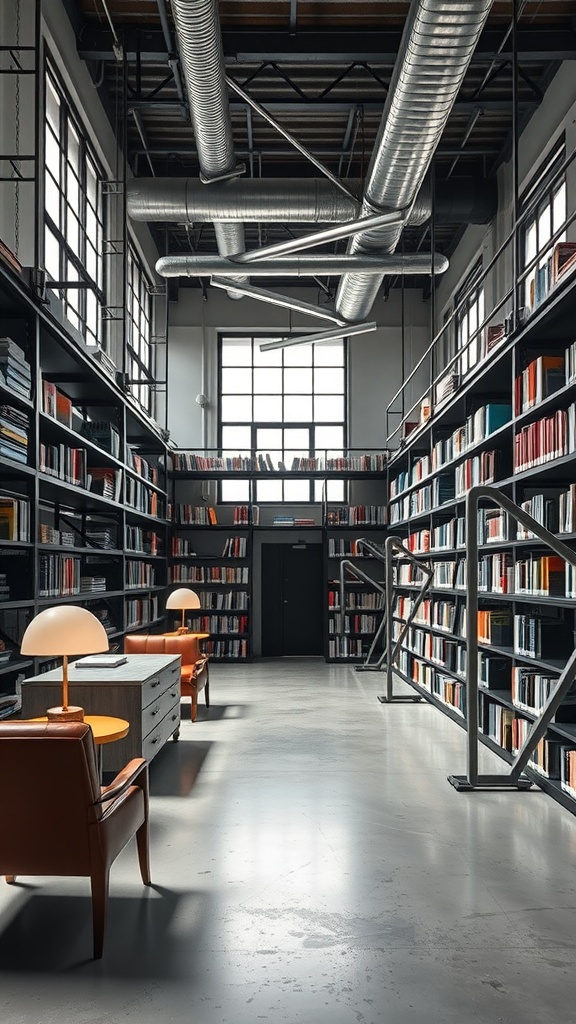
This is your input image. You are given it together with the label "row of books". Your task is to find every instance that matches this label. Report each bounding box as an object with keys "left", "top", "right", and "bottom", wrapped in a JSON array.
[
  {"left": 171, "top": 537, "right": 196, "bottom": 556},
  {"left": 172, "top": 452, "right": 388, "bottom": 473},
  {"left": 204, "top": 639, "right": 248, "bottom": 658},
  {"left": 126, "top": 445, "right": 159, "bottom": 485},
  {"left": 327, "top": 637, "right": 365, "bottom": 658},
  {"left": 81, "top": 421, "right": 121, "bottom": 458},
  {"left": 170, "top": 565, "right": 249, "bottom": 584},
  {"left": 327, "top": 590, "right": 384, "bottom": 610},
  {"left": 326, "top": 505, "right": 387, "bottom": 526},
  {"left": 189, "top": 615, "right": 248, "bottom": 635},
  {"left": 455, "top": 449, "right": 502, "bottom": 497},
  {"left": 328, "top": 613, "right": 380, "bottom": 635},
  {"left": 125, "top": 561, "right": 156, "bottom": 589},
  {"left": 514, "top": 403, "right": 576, "bottom": 471},
  {"left": 0, "top": 404, "right": 28, "bottom": 464},
  {"left": 514, "top": 354, "right": 565, "bottom": 414},
  {"left": 191, "top": 590, "right": 249, "bottom": 610},
  {"left": 125, "top": 595, "right": 159, "bottom": 629},
  {"left": 232, "top": 505, "right": 260, "bottom": 525},
  {"left": 38, "top": 524, "right": 76, "bottom": 546},
  {"left": 42, "top": 381, "right": 73, "bottom": 427},
  {"left": 0, "top": 337, "right": 31, "bottom": 400},
  {"left": 171, "top": 504, "right": 218, "bottom": 525},
  {"left": 125, "top": 525, "right": 160, "bottom": 555},
  {"left": 327, "top": 538, "right": 380, "bottom": 557},
  {"left": 39, "top": 442, "right": 87, "bottom": 488},
  {"left": 0, "top": 494, "right": 29, "bottom": 541},
  {"left": 38, "top": 553, "right": 81, "bottom": 597},
  {"left": 125, "top": 476, "right": 162, "bottom": 516},
  {"left": 221, "top": 536, "right": 248, "bottom": 557}
]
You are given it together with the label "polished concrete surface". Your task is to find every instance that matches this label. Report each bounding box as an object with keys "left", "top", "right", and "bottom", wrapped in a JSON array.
[{"left": 2, "top": 659, "right": 576, "bottom": 1022}]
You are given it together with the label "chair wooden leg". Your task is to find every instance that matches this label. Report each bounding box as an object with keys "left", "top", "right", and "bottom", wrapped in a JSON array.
[
  {"left": 136, "top": 820, "right": 151, "bottom": 886},
  {"left": 191, "top": 690, "right": 197, "bottom": 722},
  {"left": 205, "top": 666, "right": 210, "bottom": 708},
  {"left": 90, "top": 867, "right": 110, "bottom": 960}
]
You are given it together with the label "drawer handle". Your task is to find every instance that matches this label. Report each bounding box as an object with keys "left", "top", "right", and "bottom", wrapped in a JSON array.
[
  {"left": 170, "top": 690, "right": 178, "bottom": 698},
  {"left": 151, "top": 737, "right": 159, "bottom": 745},
  {"left": 151, "top": 707, "right": 160, "bottom": 717},
  {"left": 171, "top": 713, "right": 178, "bottom": 722},
  {"left": 151, "top": 678, "right": 161, "bottom": 688}
]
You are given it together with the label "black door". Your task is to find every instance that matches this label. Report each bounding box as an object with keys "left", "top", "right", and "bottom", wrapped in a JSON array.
[{"left": 261, "top": 543, "right": 324, "bottom": 656}]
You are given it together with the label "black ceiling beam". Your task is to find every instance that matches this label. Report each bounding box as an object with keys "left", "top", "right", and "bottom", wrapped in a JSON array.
[
  {"left": 126, "top": 98, "right": 536, "bottom": 114},
  {"left": 77, "top": 25, "right": 576, "bottom": 65}
]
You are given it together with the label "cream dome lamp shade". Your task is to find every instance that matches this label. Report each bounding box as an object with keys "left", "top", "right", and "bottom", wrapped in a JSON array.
[
  {"left": 165, "top": 587, "right": 201, "bottom": 632},
  {"left": 20, "top": 605, "right": 109, "bottom": 721}
]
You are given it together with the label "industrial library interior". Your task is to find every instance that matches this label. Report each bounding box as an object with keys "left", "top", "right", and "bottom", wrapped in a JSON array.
[{"left": 2, "top": 4, "right": 576, "bottom": 835}]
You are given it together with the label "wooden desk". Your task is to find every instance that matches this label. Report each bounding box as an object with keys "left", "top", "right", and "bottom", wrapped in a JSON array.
[{"left": 21, "top": 655, "right": 181, "bottom": 772}]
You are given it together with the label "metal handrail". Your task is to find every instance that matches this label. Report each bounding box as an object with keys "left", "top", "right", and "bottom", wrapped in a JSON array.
[
  {"left": 338, "top": 539, "right": 387, "bottom": 668},
  {"left": 448, "top": 485, "right": 576, "bottom": 792},
  {"left": 379, "top": 536, "right": 434, "bottom": 700}
]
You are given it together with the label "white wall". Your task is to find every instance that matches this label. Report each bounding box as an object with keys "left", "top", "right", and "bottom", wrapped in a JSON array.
[{"left": 165, "top": 283, "right": 431, "bottom": 452}]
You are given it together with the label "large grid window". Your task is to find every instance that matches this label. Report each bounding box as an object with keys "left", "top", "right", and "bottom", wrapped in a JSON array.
[
  {"left": 44, "top": 62, "right": 104, "bottom": 347},
  {"left": 220, "top": 335, "right": 347, "bottom": 503},
  {"left": 456, "top": 262, "right": 484, "bottom": 377},
  {"left": 522, "top": 139, "right": 566, "bottom": 309},
  {"left": 127, "top": 244, "right": 154, "bottom": 415}
]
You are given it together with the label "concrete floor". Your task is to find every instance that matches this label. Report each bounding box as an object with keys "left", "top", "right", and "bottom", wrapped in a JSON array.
[{"left": 2, "top": 659, "right": 576, "bottom": 1023}]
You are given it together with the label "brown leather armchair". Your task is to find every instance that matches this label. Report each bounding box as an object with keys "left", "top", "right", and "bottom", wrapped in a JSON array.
[
  {"left": 124, "top": 634, "right": 210, "bottom": 722},
  {"left": 0, "top": 721, "right": 151, "bottom": 959}
]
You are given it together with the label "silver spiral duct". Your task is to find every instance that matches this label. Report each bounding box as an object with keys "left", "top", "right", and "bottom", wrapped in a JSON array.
[
  {"left": 156, "top": 253, "right": 449, "bottom": 278},
  {"left": 170, "top": 0, "right": 247, "bottom": 294},
  {"left": 335, "top": 0, "right": 494, "bottom": 323},
  {"left": 127, "top": 176, "right": 496, "bottom": 227}
]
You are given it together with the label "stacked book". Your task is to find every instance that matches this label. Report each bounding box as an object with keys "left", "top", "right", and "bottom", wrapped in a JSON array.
[
  {"left": 85, "top": 525, "right": 116, "bottom": 549},
  {"left": 81, "top": 420, "right": 120, "bottom": 458},
  {"left": 0, "top": 338, "right": 31, "bottom": 399},
  {"left": 0, "top": 404, "right": 28, "bottom": 464},
  {"left": 272, "top": 515, "right": 295, "bottom": 526},
  {"left": 80, "top": 576, "right": 107, "bottom": 593},
  {"left": 0, "top": 573, "right": 9, "bottom": 600}
]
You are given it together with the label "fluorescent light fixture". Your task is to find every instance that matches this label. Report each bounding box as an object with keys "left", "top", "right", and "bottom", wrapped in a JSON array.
[{"left": 259, "top": 321, "right": 377, "bottom": 351}]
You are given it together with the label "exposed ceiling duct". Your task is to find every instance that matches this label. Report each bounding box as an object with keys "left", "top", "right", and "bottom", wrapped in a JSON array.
[
  {"left": 127, "top": 176, "right": 496, "bottom": 226},
  {"left": 170, "top": 0, "right": 247, "bottom": 296},
  {"left": 335, "top": 0, "right": 494, "bottom": 323},
  {"left": 156, "top": 253, "right": 449, "bottom": 277}
]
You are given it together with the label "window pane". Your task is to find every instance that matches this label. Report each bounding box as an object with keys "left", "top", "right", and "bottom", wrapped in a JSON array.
[
  {"left": 46, "top": 78, "right": 60, "bottom": 132},
  {"left": 284, "top": 343, "right": 312, "bottom": 366},
  {"left": 324, "top": 480, "right": 345, "bottom": 501},
  {"left": 66, "top": 212, "right": 81, "bottom": 257},
  {"left": 553, "top": 182, "right": 566, "bottom": 233},
  {"left": 222, "top": 425, "right": 251, "bottom": 451},
  {"left": 221, "top": 479, "right": 250, "bottom": 502},
  {"left": 86, "top": 288, "right": 98, "bottom": 336},
  {"left": 525, "top": 221, "right": 537, "bottom": 264},
  {"left": 256, "top": 428, "right": 282, "bottom": 452},
  {"left": 314, "top": 395, "right": 343, "bottom": 421},
  {"left": 67, "top": 124, "right": 80, "bottom": 174},
  {"left": 256, "top": 479, "right": 283, "bottom": 502},
  {"left": 46, "top": 128, "right": 61, "bottom": 184},
  {"left": 284, "top": 479, "right": 310, "bottom": 502},
  {"left": 221, "top": 395, "right": 253, "bottom": 422},
  {"left": 314, "top": 367, "right": 344, "bottom": 394},
  {"left": 254, "top": 340, "right": 282, "bottom": 366},
  {"left": 44, "top": 226, "right": 60, "bottom": 280},
  {"left": 314, "top": 341, "right": 344, "bottom": 366},
  {"left": 538, "top": 203, "right": 551, "bottom": 247},
  {"left": 284, "top": 395, "right": 312, "bottom": 421},
  {"left": 86, "top": 160, "right": 97, "bottom": 206},
  {"left": 45, "top": 173, "right": 60, "bottom": 227},
  {"left": 221, "top": 338, "right": 252, "bottom": 366},
  {"left": 67, "top": 164, "right": 80, "bottom": 214},
  {"left": 285, "top": 367, "right": 312, "bottom": 393},
  {"left": 222, "top": 367, "right": 252, "bottom": 394},
  {"left": 254, "top": 395, "right": 282, "bottom": 421},
  {"left": 315, "top": 425, "right": 344, "bottom": 451},
  {"left": 254, "top": 367, "right": 282, "bottom": 394},
  {"left": 284, "top": 428, "right": 310, "bottom": 449}
]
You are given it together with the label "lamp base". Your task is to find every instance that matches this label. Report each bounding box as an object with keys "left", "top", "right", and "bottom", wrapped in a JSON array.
[
  {"left": 175, "top": 626, "right": 190, "bottom": 635},
  {"left": 46, "top": 705, "right": 85, "bottom": 722}
]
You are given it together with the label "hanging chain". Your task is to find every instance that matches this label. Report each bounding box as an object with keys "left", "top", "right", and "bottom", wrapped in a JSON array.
[{"left": 13, "top": 0, "right": 21, "bottom": 256}]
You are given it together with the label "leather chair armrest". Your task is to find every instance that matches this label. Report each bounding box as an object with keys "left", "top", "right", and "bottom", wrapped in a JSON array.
[{"left": 95, "top": 758, "right": 149, "bottom": 805}]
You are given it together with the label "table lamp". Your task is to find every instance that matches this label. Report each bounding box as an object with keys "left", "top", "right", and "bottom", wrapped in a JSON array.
[
  {"left": 166, "top": 587, "right": 201, "bottom": 634},
  {"left": 20, "top": 605, "right": 109, "bottom": 721}
]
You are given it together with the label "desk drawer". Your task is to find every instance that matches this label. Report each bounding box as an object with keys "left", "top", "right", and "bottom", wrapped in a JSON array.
[
  {"left": 141, "top": 661, "right": 181, "bottom": 707},
  {"left": 142, "top": 702, "right": 180, "bottom": 761},
  {"left": 142, "top": 685, "right": 179, "bottom": 737}
]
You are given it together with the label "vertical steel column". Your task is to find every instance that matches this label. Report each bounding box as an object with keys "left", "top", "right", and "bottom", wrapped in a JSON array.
[
  {"left": 385, "top": 534, "right": 396, "bottom": 701},
  {"left": 465, "top": 486, "right": 479, "bottom": 785}
]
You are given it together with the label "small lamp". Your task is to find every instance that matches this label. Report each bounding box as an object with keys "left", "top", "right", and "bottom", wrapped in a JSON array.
[
  {"left": 20, "top": 605, "right": 109, "bottom": 721},
  {"left": 166, "top": 587, "right": 201, "bottom": 634}
]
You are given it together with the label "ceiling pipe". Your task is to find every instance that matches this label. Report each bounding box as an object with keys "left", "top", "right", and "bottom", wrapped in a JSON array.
[
  {"left": 156, "top": 253, "right": 449, "bottom": 278},
  {"left": 335, "top": 0, "right": 494, "bottom": 323},
  {"left": 170, "top": 0, "right": 247, "bottom": 297},
  {"left": 127, "top": 176, "right": 496, "bottom": 226}
]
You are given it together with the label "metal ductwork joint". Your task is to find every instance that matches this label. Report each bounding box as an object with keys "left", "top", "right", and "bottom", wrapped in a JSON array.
[
  {"left": 170, "top": 0, "right": 247, "bottom": 296},
  {"left": 335, "top": 0, "right": 494, "bottom": 323}
]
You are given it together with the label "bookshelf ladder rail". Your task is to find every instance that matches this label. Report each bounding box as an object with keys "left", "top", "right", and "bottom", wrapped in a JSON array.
[
  {"left": 448, "top": 484, "right": 576, "bottom": 793},
  {"left": 377, "top": 536, "right": 434, "bottom": 700},
  {"left": 338, "top": 547, "right": 386, "bottom": 668}
]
